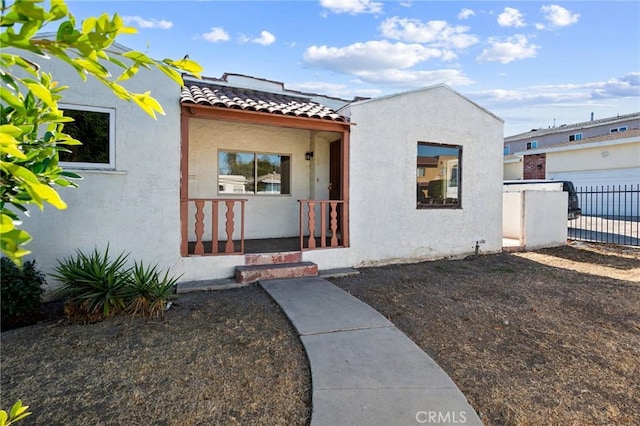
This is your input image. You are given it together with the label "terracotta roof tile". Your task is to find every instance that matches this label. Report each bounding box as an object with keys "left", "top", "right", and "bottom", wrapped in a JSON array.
[{"left": 181, "top": 83, "right": 348, "bottom": 122}]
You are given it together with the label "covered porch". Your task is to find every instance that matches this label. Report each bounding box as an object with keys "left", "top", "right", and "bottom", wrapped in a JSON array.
[{"left": 179, "top": 77, "right": 352, "bottom": 257}]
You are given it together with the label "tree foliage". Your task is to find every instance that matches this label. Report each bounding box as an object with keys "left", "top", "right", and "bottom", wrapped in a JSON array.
[{"left": 0, "top": 0, "right": 202, "bottom": 263}]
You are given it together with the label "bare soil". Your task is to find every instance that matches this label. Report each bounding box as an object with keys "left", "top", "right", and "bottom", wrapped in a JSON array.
[
  {"left": 0, "top": 287, "right": 311, "bottom": 426},
  {"left": 332, "top": 242, "right": 640, "bottom": 425},
  {"left": 1, "top": 241, "right": 638, "bottom": 425}
]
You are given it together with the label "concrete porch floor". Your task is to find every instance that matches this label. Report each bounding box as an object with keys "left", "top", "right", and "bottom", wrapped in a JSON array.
[{"left": 188, "top": 236, "right": 345, "bottom": 254}]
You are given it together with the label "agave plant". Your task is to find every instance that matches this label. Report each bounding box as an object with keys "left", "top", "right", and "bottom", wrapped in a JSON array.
[
  {"left": 53, "top": 246, "right": 131, "bottom": 320},
  {"left": 126, "top": 261, "right": 181, "bottom": 318}
]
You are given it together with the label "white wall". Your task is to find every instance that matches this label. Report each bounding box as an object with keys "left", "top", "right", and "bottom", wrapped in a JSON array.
[
  {"left": 546, "top": 141, "right": 640, "bottom": 174},
  {"left": 522, "top": 191, "right": 568, "bottom": 249},
  {"left": 16, "top": 47, "right": 183, "bottom": 292},
  {"left": 504, "top": 159, "right": 523, "bottom": 180},
  {"left": 343, "top": 85, "right": 505, "bottom": 266},
  {"left": 503, "top": 193, "right": 522, "bottom": 241},
  {"left": 502, "top": 190, "right": 568, "bottom": 249}
]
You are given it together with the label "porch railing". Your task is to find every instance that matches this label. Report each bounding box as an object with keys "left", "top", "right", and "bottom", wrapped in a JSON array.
[
  {"left": 299, "top": 200, "right": 349, "bottom": 250},
  {"left": 181, "top": 198, "right": 247, "bottom": 256}
]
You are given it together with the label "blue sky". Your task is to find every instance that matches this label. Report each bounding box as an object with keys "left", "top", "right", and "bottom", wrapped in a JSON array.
[{"left": 64, "top": 0, "right": 639, "bottom": 136}]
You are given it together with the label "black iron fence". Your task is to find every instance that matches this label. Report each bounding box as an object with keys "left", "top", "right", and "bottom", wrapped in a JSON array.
[{"left": 569, "top": 184, "right": 639, "bottom": 246}]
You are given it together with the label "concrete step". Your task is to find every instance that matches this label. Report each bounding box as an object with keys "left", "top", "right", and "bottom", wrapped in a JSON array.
[
  {"left": 244, "top": 251, "right": 302, "bottom": 265},
  {"left": 235, "top": 261, "right": 318, "bottom": 284}
]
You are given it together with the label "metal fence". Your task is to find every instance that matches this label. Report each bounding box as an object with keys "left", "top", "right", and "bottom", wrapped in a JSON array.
[{"left": 569, "top": 184, "right": 639, "bottom": 246}]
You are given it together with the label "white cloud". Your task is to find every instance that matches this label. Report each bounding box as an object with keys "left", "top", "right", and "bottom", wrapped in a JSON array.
[
  {"left": 497, "top": 7, "right": 526, "bottom": 27},
  {"left": 202, "top": 27, "right": 230, "bottom": 43},
  {"left": 470, "top": 73, "right": 640, "bottom": 108},
  {"left": 288, "top": 81, "right": 350, "bottom": 97},
  {"left": 466, "top": 73, "right": 639, "bottom": 135},
  {"left": 379, "top": 17, "right": 479, "bottom": 49},
  {"left": 320, "top": 0, "right": 383, "bottom": 15},
  {"left": 242, "top": 31, "right": 276, "bottom": 46},
  {"left": 458, "top": 8, "right": 475, "bottom": 20},
  {"left": 541, "top": 5, "right": 580, "bottom": 28},
  {"left": 590, "top": 72, "right": 640, "bottom": 98},
  {"left": 477, "top": 35, "right": 539, "bottom": 64},
  {"left": 289, "top": 81, "right": 384, "bottom": 100},
  {"left": 123, "top": 16, "right": 173, "bottom": 30},
  {"left": 304, "top": 40, "right": 446, "bottom": 73},
  {"left": 353, "top": 69, "right": 474, "bottom": 87}
]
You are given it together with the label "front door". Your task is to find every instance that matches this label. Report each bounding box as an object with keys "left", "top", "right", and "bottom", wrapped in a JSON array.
[
  {"left": 329, "top": 139, "right": 342, "bottom": 200},
  {"left": 329, "top": 139, "right": 343, "bottom": 238}
]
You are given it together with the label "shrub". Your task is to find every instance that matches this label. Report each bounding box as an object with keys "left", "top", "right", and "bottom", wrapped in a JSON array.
[
  {"left": 126, "top": 262, "right": 180, "bottom": 318},
  {"left": 1, "top": 258, "right": 46, "bottom": 330},
  {"left": 53, "top": 246, "right": 131, "bottom": 321},
  {"left": 53, "top": 246, "right": 182, "bottom": 322}
]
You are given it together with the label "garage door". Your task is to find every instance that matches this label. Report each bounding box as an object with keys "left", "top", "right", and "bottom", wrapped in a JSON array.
[
  {"left": 549, "top": 168, "right": 639, "bottom": 217},
  {"left": 548, "top": 168, "right": 640, "bottom": 189}
]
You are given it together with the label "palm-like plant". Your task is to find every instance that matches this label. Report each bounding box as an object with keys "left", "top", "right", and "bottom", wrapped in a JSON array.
[
  {"left": 126, "top": 261, "right": 180, "bottom": 318},
  {"left": 53, "top": 246, "right": 131, "bottom": 319}
]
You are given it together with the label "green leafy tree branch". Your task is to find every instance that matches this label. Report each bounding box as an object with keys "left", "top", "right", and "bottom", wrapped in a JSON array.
[{"left": 0, "top": 0, "right": 202, "bottom": 263}]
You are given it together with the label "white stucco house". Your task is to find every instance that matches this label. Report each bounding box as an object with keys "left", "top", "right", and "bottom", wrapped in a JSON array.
[{"left": 16, "top": 43, "right": 505, "bottom": 291}]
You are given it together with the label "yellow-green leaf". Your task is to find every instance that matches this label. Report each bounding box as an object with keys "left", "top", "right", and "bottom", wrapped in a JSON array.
[
  {"left": 117, "top": 65, "right": 139, "bottom": 82},
  {"left": 0, "top": 214, "right": 14, "bottom": 234},
  {"left": 0, "top": 125, "right": 22, "bottom": 137},
  {"left": 166, "top": 58, "right": 203, "bottom": 77},
  {"left": 0, "top": 86, "right": 26, "bottom": 114},
  {"left": 123, "top": 51, "right": 155, "bottom": 65},
  {"left": 141, "top": 92, "right": 165, "bottom": 114},
  {"left": 30, "top": 182, "right": 68, "bottom": 209},
  {"left": 131, "top": 95, "right": 157, "bottom": 119},
  {"left": 1, "top": 162, "right": 40, "bottom": 184},
  {"left": 118, "top": 25, "right": 137, "bottom": 35},
  {"left": 24, "top": 81, "right": 56, "bottom": 108},
  {"left": 157, "top": 64, "right": 184, "bottom": 86},
  {"left": 1, "top": 228, "right": 33, "bottom": 261},
  {"left": 82, "top": 16, "right": 97, "bottom": 34},
  {"left": 0, "top": 134, "right": 27, "bottom": 159},
  {"left": 73, "top": 58, "right": 110, "bottom": 78}
]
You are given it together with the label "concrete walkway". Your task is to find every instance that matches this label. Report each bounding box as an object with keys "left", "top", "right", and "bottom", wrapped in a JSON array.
[{"left": 260, "top": 276, "right": 483, "bottom": 426}]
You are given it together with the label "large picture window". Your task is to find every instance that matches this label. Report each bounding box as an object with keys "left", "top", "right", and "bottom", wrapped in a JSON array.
[
  {"left": 218, "top": 151, "right": 291, "bottom": 195},
  {"left": 59, "top": 105, "right": 115, "bottom": 169},
  {"left": 416, "top": 142, "right": 462, "bottom": 208}
]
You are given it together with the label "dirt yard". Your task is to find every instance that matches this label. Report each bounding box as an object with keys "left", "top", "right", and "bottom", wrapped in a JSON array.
[
  {"left": 332, "top": 242, "right": 640, "bottom": 425},
  {"left": 1, "top": 242, "right": 638, "bottom": 425},
  {"left": 0, "top": 287, "right": 311, "bottom": 425}
]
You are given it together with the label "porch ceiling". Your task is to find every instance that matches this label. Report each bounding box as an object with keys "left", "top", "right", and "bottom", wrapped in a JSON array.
[{"left": 181, "top": 82, "right": 349, "bottom": 123}]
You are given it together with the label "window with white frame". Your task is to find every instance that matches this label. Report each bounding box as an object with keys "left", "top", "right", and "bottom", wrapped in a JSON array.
[
  {"left": 610, "top": 126, "right": 628, "bottom": 133},
  {"left": 569, "top": 133, "right": 583, "bottom": 142},
  {"left": 59, "top": 105, "right": 115, "bottom": 169},
  {"left": 416, "top": 142, "right": 461, "bottom": 208},
  {"left": 218, "top": 151, "right": 291, "bottom": 195},
  {"left": 526, "top": 141, "right": 538, "bottom": 150}
]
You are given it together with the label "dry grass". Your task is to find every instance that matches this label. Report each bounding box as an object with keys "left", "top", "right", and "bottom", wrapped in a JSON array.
[
  {"left": 1, "top": 286, "right": 310, "bottom": 426},
  {"left": 332, "top": 242, "right": 639, "bottom": 425}
]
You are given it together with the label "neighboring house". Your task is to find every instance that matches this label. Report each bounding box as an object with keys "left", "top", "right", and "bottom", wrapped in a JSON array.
[
  {"left": 514, "top": 130, "right": 640, "bottom": 217},
  {"left": 503, "top": 113, "right": 640, "bottom": 185},
  {"left": 18, "top": 43, "right": 505, "bottom": 289},
  {"left": 503, "top": 112, "right": 640, "bottom": 157}
]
